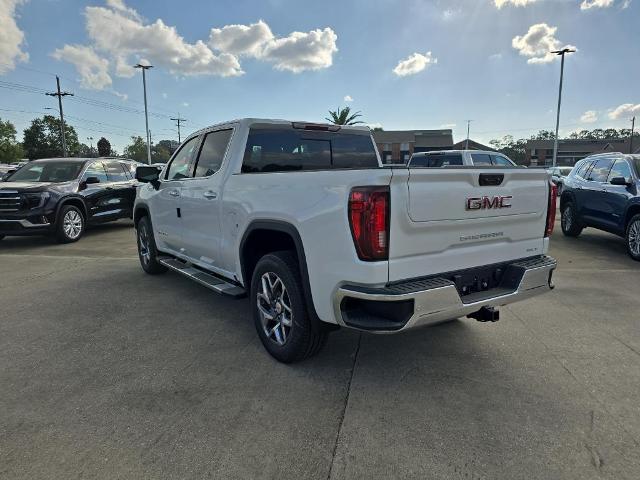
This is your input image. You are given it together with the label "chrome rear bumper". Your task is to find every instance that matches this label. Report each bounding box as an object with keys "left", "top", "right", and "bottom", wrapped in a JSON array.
[{"left": 334, "top": 255, "right": 556, "bottom": 332}]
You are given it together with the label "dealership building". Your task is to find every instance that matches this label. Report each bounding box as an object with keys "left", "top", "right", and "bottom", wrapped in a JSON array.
[{"left": 526, "top": 138, "right": 639, "bottom": 166}]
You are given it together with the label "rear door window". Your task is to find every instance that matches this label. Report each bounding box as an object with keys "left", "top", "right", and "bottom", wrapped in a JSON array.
[
  {"left": 587, "top": 158, "right": 614, "bottom": 182},
  {"left": 331, "top": 135, "right": 378, "bottom": 168},
  {"left": 491, "top": 155, "right": 514, "bottom": 166},
  {"left": 194, "top": 129, "right": 233, "bottom": 177}
]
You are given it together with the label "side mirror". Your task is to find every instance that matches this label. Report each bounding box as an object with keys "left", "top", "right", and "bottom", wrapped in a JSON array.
[
  {"left": 136, "top": 166, "right": 160, "bottom": 188},
  {"left": 610, "top": 176, "right": 631, "bottom": 186},
  {"left": 85, "top": 176, "right": 101, "bottom": 185}
]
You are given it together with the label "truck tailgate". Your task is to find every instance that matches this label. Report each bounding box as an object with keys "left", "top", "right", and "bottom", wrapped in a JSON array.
[{"left": 388, "top": 167, "right": 550, "bottom": 282}]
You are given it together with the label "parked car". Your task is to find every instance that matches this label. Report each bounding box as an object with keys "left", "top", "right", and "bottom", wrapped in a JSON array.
[
  {"left": 0, "top": 165, "right": 16, "bottom": 181},
  {"left": 133, "top": 118, "right": 556, "bottom": 363},
  {"left": 409, "top": 150, "right": 518, "bottom": 167},
  {"left": 560, "top": 153, "right": 640, "bottom": 260},
  {"left": 0, "top": 158, "right": 138, "bottom": 243},
  {"left": 547, "top": 166, "right": 573, "bottom": 194}
]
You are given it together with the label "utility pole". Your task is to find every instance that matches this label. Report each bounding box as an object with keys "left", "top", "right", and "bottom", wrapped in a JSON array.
[
  {"left": 630, "top": 116, "right": 636, "bottom": 154},
  {"left": 87, "top": 137, "right": 94, "bottom": 157},
  {"left": 45, "top": 76, "right": 73, "bottom": 157},
  {"left": 465, "top": 120, "right": 472, "bottom": 150},
  {"left": 170, "top": 114, "right": 187, "bottom": 143},
  {"left": 551, "top": 48, "right": 575, "bottom": 168},
  {"left": 134, "top": 63, "right": 153, "bottom": 164}
]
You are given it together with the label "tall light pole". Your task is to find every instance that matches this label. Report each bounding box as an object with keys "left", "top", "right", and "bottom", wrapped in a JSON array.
[
  {"left": 551, "top": 48, "right": 575, "bottom": 168},
  {"left": 134, "top": 63, "right": 153, "bottom": 164},
  {"left": 45, "top": 76, "right": 73, "bottom": 157},
  {"left": 630, "top": 116, "right": 636, "bottom": 154},
  {"left": 87, "top": 137, "right": 94, "bottom": 157},
  {"left": 465, "top": 120, "right": 472, "bottom": 150}
]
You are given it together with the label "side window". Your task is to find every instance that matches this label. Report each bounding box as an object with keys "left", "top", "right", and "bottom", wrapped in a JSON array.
[
  {"left": 574, "top": 161, "right": 590, "bottom": 179},
  {"left": 491, "top": 155, "right": 514, "bottom": 166},
  {"left": 608, "top": 160, "right": 632, "bottom": 181},
  {"left": 165, "top": 136, "right": 200, "bottom": 181},
  {"left": 105, "top": 162, "right": 129, "bottom": 182},
  {"left": 83, "top": 162, "right": 108, "bottom": 183},
  {"left": 471, "top": 153, "right": 492, "bottom": 166},
  {"left": 193, "top": 129, "right": 232, "bottom": 177},
  {"left": 587, "top": 159, "right": 614, "bottom": 182},
  {"left": 242, "top": 129, "right": 330, "bottom": 173}
]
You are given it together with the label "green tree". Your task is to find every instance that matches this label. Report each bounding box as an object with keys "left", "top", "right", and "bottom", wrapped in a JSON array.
[
  {"left": 0, "top": 118, "right": 24, "bottom": 163},
  {"left": 97, "top": 137, "right": 112, "bottom": 157},
  {"left": 123, "top": 136, "right": 148, "bottom": 162},
  {"left": 489, "top": 135, "right": 527, "bottom": 164},
  {"left": 156, "top": 139, "right": 178, "bottom": 155},
  {"left": 325, "top": 106, "right": 364, "bottom": 125},
  {"left": 530, "top": 130, "right": 556, "bottom": 140},
  {"left": 151, "top": 144, "right": 171, "bottom": 163},
  {"left": 22, "top": 115, "right": 80, "bottom": 159}
]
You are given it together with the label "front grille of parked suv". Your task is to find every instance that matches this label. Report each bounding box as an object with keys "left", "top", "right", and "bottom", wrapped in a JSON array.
[{"left": 0, "top": 190, "right": 21, "bottom": 212}]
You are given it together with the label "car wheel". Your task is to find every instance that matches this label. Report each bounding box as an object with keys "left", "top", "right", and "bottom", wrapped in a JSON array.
[
  {"left": 55, "top": 205, "right": 85, "bottom": 243},
  {"left": 625, "top": 214, "right": 640, "bottom": 261},
  {"left": 251, "top": 251, "right": 328, "bottom": 363},
  {"left": 561, "top": 202, "right": 582, "bottom": 237},
  {"left": 136, "top": 216, "right": 167, "bottom": 274}
]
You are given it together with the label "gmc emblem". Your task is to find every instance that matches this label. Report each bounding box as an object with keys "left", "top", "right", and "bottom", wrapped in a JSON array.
[{"left": 466, "top": 195, "right": 513, "bottom": 210}]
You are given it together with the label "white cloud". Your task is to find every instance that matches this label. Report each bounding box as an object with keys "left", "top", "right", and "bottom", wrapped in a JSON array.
[
  {"left": 181, "top": 102, "right": 189, "bottom": 107},
  {"left": 441, "top": 123, "right": 457, "bottom": 128},
  {"left": 0, "top": 0, "right": 29, "bottom": 74},
  {"left": 608, "top": 103, "right": 640, "bottom": 120},
  {"left": 512, "top": 23, "right": 576, "bottom": 64},
  {"left": 84, "top": 3, "right": 243, "bottom": 77},
  {"left": 442, "top": 8, "right": 460, "bottom": 20},
  {"left": 344, "top": 95, "right": 353, "bottom": 102},
  {"left": 52, "top": 44, "right": 112, "bottom": 90},
  {"left": 622, "top": 0, "right": 632, "bottom": 8},
  {"left": 209, "top": 20, "right": 274, "bottom": 57},
  {"left": 494, "top": 0, "right": 538, "bottom": 8},
  {"left": 260, "top": 28, "right": 338, "bottom": 73},
  {"left": 52, "top": 2, "right": 338, "bottom": 88},
  {"left": 393, "top": 51, "right": 437, "bottom": 77},
  {"left": 580, "top": 110, "right": 598, "bottom": 123},
  {"left": 580, "top": 0, "right": 615, "bottom": 10},
  {"left": 489, "top": 53, "right": 503, "bottom": 61},
  {"left": 161, "top": 92, "right": 168, "bottom": 99}
]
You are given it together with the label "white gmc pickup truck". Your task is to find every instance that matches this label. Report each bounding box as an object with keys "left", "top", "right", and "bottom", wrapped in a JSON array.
[{"left": 133, "top": 118, "right": 557, "bottom": 363}]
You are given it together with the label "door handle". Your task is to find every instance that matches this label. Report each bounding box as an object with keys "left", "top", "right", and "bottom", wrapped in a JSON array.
[
  {"left": 203, "top": 191, "right": 217, "bottom": 200},
  {"left": 169, "top": 190, "right": 180, "bottom": 197}
]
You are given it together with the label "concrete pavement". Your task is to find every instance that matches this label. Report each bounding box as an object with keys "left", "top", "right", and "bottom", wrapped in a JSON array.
[{"left": 0, "top": 219, "right": 639, "bottom": 479}]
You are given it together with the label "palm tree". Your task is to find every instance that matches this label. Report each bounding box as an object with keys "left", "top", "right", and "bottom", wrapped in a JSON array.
[{"left": 325, "top": 107, "right": 364, "bottom": 125}]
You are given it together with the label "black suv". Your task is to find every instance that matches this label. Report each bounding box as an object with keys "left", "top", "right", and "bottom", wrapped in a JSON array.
[
  {"left": 560, "top": 153, "right": 640, "bottom": 260},
  {"left": 0, "top": 158, "right": 139, "bottom": 243}
]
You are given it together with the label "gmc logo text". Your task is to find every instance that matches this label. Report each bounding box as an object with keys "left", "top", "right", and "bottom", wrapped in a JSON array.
[{"left": 466, "top": 195, "right": 513, "bottom": 210}]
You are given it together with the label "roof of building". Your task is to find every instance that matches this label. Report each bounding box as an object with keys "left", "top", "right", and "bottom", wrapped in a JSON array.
[
  {"left": 372, "top": 129, "right": 453, "bottom": 148},
  {"left": 451, "top": 139, "right": 496, "bottom": 151},
  {"left": 526, "top": 138, "right": 630, "bottom": 153}
]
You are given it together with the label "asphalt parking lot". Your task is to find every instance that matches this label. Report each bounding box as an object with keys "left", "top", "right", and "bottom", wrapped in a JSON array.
[{"left": 1, "top": 217, "right": 639, "bottom": 480}]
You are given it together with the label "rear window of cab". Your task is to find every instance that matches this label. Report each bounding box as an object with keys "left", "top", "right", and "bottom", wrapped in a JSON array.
[{"left": 241, "top": 127, "right": 379, "bottom": 173}]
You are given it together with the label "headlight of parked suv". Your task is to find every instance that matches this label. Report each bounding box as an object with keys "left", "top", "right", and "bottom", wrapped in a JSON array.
[{"left": 23, "top": 192, "right": 50, "bottom": 209}]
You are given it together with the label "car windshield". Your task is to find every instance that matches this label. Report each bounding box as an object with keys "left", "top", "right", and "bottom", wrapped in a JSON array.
[{"left": 7, "top": 161, "right": 84, "bottom": 183}]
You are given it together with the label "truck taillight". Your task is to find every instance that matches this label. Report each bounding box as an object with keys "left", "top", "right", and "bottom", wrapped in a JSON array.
[
  {"left": 545, "top": 180, "right": 557, "bottom": 237},
  {"left": 349, "top": 186, "right": 390, "bottom": 261}
]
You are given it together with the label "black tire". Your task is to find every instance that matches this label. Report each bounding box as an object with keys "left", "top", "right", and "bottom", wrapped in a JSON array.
[
  {"left": 136, "top": 215, "right": 168, "bottom": 274},
  {"left": 251, "top": 251, "right": 328, "bottom": 363},
  {"left": 625, "top": 214, "right": 640, "bottom": 261},
  {"left": 561, "top": 201, "right": 583, "bottom": 237},
  {"left": 55, "top": 205, "right": 85, "bottom": 243}
]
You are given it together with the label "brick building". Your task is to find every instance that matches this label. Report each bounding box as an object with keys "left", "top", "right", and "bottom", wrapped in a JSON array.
[
  {"left": 372, "top": 129, "right": 453, "bottom": 164},
  {"left": 526, "top": 138, "right": 639, "bottom": 166}
]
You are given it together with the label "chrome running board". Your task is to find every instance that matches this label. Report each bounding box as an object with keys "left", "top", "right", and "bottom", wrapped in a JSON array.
[{"left": 158, "top": 257, "right": 246, "bottom": 298}]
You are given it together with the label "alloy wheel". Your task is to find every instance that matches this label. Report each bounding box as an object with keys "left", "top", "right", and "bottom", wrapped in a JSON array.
[
  {"left": 629, "top": 220, "right": 640, "bottom": 257},
  {"left": 138, "top": 223, "right": 151, "bottom": 265},
  {"left": 63, "top": 210, "right": 83, "bottom": 240},
  {"left": 256, "top": 272, "right": 292, "bottom": 346}
]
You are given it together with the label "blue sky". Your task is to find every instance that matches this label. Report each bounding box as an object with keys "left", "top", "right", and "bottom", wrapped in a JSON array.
[{"left": 1, "top": 0, "right": 639, "bottom": 152}]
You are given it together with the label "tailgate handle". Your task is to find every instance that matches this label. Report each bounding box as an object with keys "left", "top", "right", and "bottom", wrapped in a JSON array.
[{"left": 479, "top": 173, "right": 504, "bottom": 186}]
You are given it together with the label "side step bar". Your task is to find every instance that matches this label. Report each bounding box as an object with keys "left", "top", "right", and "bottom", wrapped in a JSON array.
[{"left": 158, "top": 257, "right": 246, "bottom": 298}]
